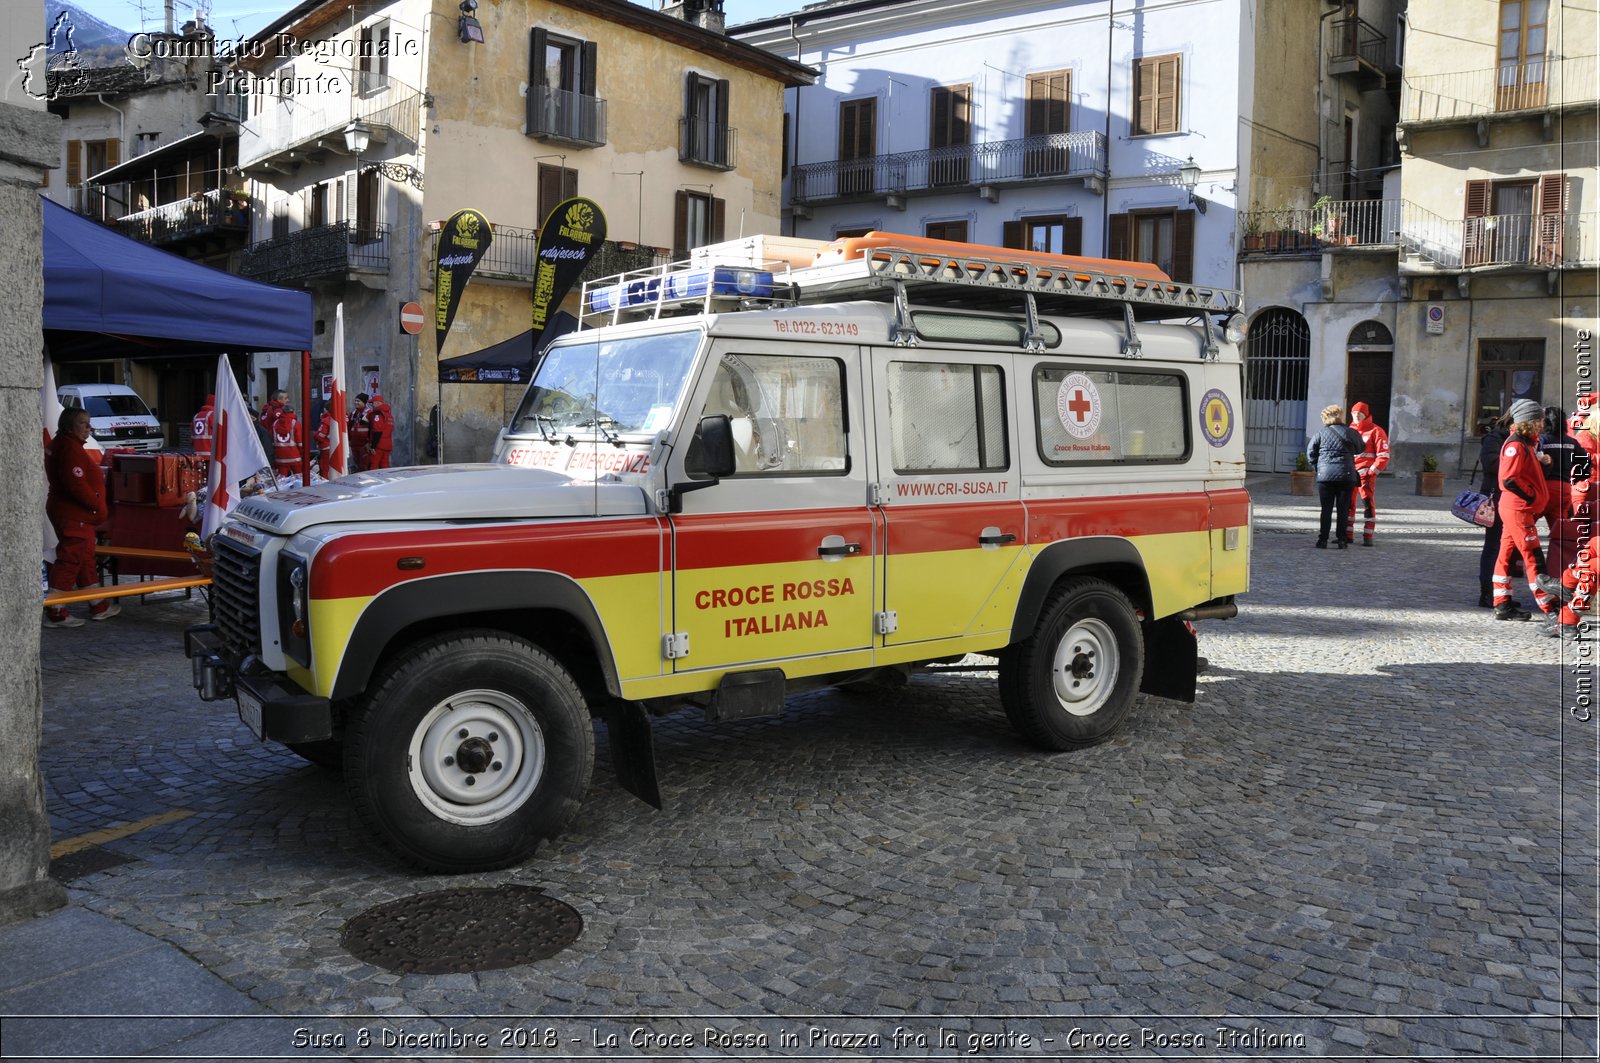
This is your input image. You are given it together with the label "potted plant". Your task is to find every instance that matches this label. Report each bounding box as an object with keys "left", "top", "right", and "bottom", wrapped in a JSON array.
[
  {"left": 1290, "top": 453, "right": 1315, "bottom": 496},
  {"left": 1309, "top": 194, "right": 1333, "bottom": 243},
  {"left": 1417, "top": 454, "right": 1445, "bottom": 496},
  {"left": 1241, "top": 214, "right": 1264, "bottom": 252}
]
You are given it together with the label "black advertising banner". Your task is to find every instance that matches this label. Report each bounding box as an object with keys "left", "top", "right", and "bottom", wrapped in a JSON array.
[
  {"left": 531, "top": 197, "right": 606, "bottom": 347},
  {"left": 434, "top": 208, "right": 493, "bottom": 357}
]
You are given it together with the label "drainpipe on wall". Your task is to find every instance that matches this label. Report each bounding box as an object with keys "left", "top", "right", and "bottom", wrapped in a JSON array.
[
  {"left": 788, "top": 16, "right": 801, "bottom": 238},
  {"left": 1314, "top": 5, "right": 1341, "bottom": 198},
  {"left": 1101, "top": 0, "right": 1115, "bottom": 256}
]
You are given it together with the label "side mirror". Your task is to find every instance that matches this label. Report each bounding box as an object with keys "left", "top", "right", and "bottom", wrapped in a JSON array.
[{"left": 673, "top": 414, "right": 736, "bottom": 512}]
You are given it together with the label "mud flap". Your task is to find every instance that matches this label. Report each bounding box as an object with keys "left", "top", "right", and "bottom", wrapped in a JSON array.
[
  {"left": 604, "top": 702, "right": 662, "bottom": 810},
  {"left": 1140, "top": 616, "right": 1198, "bottom": 703}
]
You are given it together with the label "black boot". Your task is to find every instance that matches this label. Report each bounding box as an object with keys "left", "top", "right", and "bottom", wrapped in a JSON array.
[
  {"left": 1536, "top": 572, "right": 1574, "bottom": 602},
  {"left": 1478, "top": 590, "right": 1493, "bottom": 608},
  {"left": 1495, "top": 602, "right": 1532, "bottom": 621}
]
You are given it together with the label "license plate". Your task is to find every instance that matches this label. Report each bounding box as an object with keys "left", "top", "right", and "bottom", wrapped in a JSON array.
[{"left": 237, "top": 689, "right": 264, "bottom": 739}]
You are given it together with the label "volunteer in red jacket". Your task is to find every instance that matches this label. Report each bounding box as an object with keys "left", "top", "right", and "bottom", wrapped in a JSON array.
[
  {"left": 191, "top": 394, "right": 215, "bottom": 456},
  {"left": 314, "top": 407, "right": 332, "bottom": 479},
  {"left": 1492, "top": 398, "right": 1558, "bottom": 621},
  {"left": 272, "top": 404, "right": 302, "bottom": 478},
  {"left": 44, "top": 407, "right": 119, "bottom": 628},
  {"left": 366, "top": 393, "right": 394, "bottom": 470},
  {"left": 1345, "top": 400, "right": 1390, "bottom": 546},
  {"left": 1573, "top": 406, "right": 1600, "bottom": 522},
  {"left": 259, "top": 390, "right": 287, "bottom": 435}
]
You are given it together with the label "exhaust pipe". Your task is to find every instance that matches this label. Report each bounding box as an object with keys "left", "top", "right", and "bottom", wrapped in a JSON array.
[{"left": 1175, "top": 601, "right": 1238, "bottom": 622}]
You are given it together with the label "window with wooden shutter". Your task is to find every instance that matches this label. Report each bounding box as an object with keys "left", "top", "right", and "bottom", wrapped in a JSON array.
[
  {"left": 673, "top": 190, "right": 724, "bottom": 259},
  {"left": 1535, "top": 172, "right": 1566, "bottom": 266},
  {"left": 66, "top": 140, "right": 81, "bottom": 187},
  {"left": 929, "top": 84, "right": 972, "bottom": 185},
  {"left": 1004, "top": 214, "right": 1083, "bottom": 256},
  {"left": 1133, "top": 54, "right": 1181, "bottom": 136},
  {"left": 1110, "top": 208, "right": 1194, "bottom": 281},
  {"left": 1024, "top": 70, "right": 1069, "bottom": 175},
  {"left": 1497, "top": 0, "right": 1549, "bottom": 111},
  {"left": 838, "top": 98, "right": 876, "bottom": 195},
  {"left": 682, "top": 74, "right": 731, "bottom": 167},
  {"left": 925, "top": 219, "right": 968, "bottom": 242},
  {"left": 537, "top": 164, "right": 579, "bottom": 224},
  {"left": 528, "top": 28, "right": 602, "bottom": 145}
]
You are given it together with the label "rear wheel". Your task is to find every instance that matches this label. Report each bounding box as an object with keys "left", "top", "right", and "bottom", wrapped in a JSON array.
[
  {"left": 344, "top": 632, "right": 593, "bottom": 872},
  {"left": 999, "top": 578, "right": 1143, "bottom": 750}
]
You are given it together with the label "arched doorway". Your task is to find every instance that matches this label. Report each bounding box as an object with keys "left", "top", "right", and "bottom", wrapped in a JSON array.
[
  {"left": 1344, "top": 320, "right": 1394, "bottom": 433},
  {"left": 1245, "top": 307, "right": 1310, "bottom": 472}
]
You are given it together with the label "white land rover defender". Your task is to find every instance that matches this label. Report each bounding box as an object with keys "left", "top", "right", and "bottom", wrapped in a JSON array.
[{"left": 187, "top": 233, "right": 1251, "bottom": 872}]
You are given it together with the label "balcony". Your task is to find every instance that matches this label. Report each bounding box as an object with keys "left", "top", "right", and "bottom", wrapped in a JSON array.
[
  {"left": 1400, "top": 54, "right": 1598, "bottom": 131},
  {"left": 424, "top": 224, "right": 668, "bottom": 288},
  {"left": 790, "top": 130, "right": 1107, "bottom": 206},
  {"left": 115, "top": 188, "right": 250, "bottom": 247},
  {"left": 239, "top": 73, "right": 423, "bottom": 174},
  {"left": 1328, "top": 16, "right": 1391, "bottom": 88},
  {"left": 680, "top": 118, "right": 736, "bottom": 170},
  {"left": 1395, "top": 203, "right": 1598, "bottom": 272},
  {"left": 1240, "top": 199, "right": 1402, "bottom": 255},
  {"left": 526, "top": 86, "right": 607, "bottom": 148},
  {"left": 237, "top": 221, "right": 390, "bottom": 284}
]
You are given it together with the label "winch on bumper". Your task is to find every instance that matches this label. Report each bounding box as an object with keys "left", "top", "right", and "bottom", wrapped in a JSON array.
[{"left": 186, "top": 623, "right": 332, "bottom": 744}]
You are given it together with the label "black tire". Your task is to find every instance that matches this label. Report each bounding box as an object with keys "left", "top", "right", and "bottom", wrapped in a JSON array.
[
  {"left": 343, "top": 631, "right": 594, "bottom": 873},
  {"left": 999, "top": 578, "right": 1143, "bottom": 751},
  {"left": 285, "top": 739, "right": 342, "bottom": 769}
]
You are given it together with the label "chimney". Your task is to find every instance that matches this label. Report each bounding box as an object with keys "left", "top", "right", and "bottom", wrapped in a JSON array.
[
  {"left": 661, "top": 0, "right": 725, "bottom": 34},
  {"left": 164, "top": 0, "right": 174, "bottom": 33}
]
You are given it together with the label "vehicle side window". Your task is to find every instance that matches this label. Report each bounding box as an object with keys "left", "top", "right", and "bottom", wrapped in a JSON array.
[
  {"left": 886, "top": 361, "right": 1007, "bottom": 472},
  {"left": 700, "top": 353, "right": 847, "bottom": 476},
  {"left": 1034, "top": 365, "right": 1189, "bottom": 465}
]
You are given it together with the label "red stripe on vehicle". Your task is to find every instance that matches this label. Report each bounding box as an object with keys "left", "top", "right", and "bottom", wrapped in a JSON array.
[
  {"left": 1025, "top": 491, "right": 1216, "bottom": 542},
  {"left": 673, "top": 509, "right": 876, "bottom": 569},
  {"left": 881, "top": 501, "right": 1023, "bottom": 554},
  {"left": 309, "top": 518, "right": 664, "bottom": 598},
  {"left": 1207, "top": 487, "right": 1251, "bottom": 527}
]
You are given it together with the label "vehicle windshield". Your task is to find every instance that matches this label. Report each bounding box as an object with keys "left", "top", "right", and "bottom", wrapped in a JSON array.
[
  {"left": 78, "top": 395, "right": 153, "bottom": 418},
  {"left": 508, "top": 330, "right": 702, "bottom": 440}
]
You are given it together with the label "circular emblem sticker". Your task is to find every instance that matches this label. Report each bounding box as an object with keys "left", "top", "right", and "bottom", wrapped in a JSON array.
[
  {"left": 1056, "top": 373, "right": 1102, "bottom": 439},
  {"left": 1199, "top": 388, "right": 1234, "bottom": 447}
]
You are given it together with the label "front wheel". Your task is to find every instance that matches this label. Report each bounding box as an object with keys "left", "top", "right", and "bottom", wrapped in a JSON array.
[
  {"left": 344, "top": 632, "right": 594, "bottom": 872},
  {"left": 999, "top": 578, "right": 1143, "bottom": 750}
]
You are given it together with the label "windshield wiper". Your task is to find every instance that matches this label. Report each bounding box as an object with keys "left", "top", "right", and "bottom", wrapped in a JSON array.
[
  {"left": 530, "top": 414, "right": 557, "bottom": 443},
  {"left": 574, "top": 415, "right": 624, "bottom": 447}
]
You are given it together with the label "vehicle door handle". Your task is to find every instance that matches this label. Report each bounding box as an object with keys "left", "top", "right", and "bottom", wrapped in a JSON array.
[
  {"left": 978, "top": 528, "right": 1017, "bottom": 546},
  {"left": 817, "top": 538, "right": 862, "bottom": 557}
]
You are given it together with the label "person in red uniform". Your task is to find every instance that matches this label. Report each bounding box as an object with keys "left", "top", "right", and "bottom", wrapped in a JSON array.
[
  {"left": 272, "top": 404, "right": 302, "bottom": 478},
  {"left": 1540, "top": 541, "right": 1598, "bottom": 641},
  {"left": 1344, "top": 400, "right": 1390, "bottom": 546},
  {"left": 1572, "top": 406, "right": 1600, "bottom": 522},
  {"left": 1493, "top": 399, "right": 1558, "bottom": 621},
  {"left": 44, "top": 407, "right": 118, "bottom": 627},
  {"left": 314, "top": 406, "right": 332, "bottom": 479},
  {"left": 349, "top": 393, "right": 371, "bottom": 472},
  {"left": 259, "top": 390, "right": 287, "bottom": 435},
  {"left": 365, "top": 393, "right": 393, "bottom": 470},
  {"left": 191, "top": 394, "right": 215, "bottom": 456}
]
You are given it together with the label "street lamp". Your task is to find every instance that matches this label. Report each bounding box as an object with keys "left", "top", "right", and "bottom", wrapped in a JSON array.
[
  {"left": 343, "top": 119, "right": 371, "bottom": 156},
  {"left": 1178, "top": 155, "right": 1207, "bottom": 214}
]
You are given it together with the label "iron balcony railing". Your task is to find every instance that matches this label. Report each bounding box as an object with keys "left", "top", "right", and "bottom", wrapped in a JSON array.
[
  {"left": 115, "top": 188, "right": 250, "bottom": 245},
  {"left": 1395, "top": 203, "right": 1598, "bottom": 271},
  {"left": 238, "top": 73, "right": 423, "bottom": 169},
  {"left": 1329, "top": 16, "right": 1389, "bottom": 74},
  {"left": 791, "top": 130, "right": 1106, "bottom": 204},
  {"left": 526, "top": 86, "right": 607, "bottom": 147},
  {"left": 1239, "top": 199, "right": 1403, "bottom": 254},
  {"left": 238, "top": 221, "right": 390, "bottom": 284},
  {"left": 425, "top": 224, "right": 668, "bottom": 287},
  {"left": 679, "top": 118, "right": 736, "bottom": 170},
  {"left": 1401, "top": 54, "right": 1598, "bottom": 123}
]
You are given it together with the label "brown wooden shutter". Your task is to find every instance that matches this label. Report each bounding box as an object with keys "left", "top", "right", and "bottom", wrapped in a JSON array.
[
  {"left": 1535, "top": 172, "right": 1566, "bottom": 266},
  {"left": 529, "top": 28, "right": 547, "bottom": 87},
  {"left": 1002, "top": 220, "right": 1023, "bottom": 249},
  {"left": 564, "top": 167, "right": 578, "bottom": 200},
  {"left": 1134, "top": 59, "right": 1154, "bottom": 135},
  {"left": 538, "top": 164, "right": 563, "bottom": 221},
  {"left": 1172, "top": 209, "right": 1196, "bottom": 282},
  {"left": 1463, "top": 178, "right": 1491, "bottom": 265},
  {"left": 104, "top": 137, "right": 120, "bottom": 170},
  {"left": 1065, "top": 216, "right": 1084, "bottom": 255},
  {"left": 673, "top": 190, "right": 689, "bottom": 258},
  {"left": 66, "top": 140, "right": 80, "bottom": 187},
  {"left": 930, "top": 87, "right": 950, "bottom": 148},
  {"left": 1108, "top": 212, "right": 1130, "bottom": 260},
  {"left": 710, "top": 196, "right": 726, "bottom": 243},
  {"left": 1156, "top": 56, "right": 1180, "bottom": 134},
  {"left": 579, "top": 41, "right": 597, "bottom": 96}
]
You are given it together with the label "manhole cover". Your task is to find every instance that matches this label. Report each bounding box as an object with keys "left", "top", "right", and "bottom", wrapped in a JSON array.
[{"left": 341, "top": 885, "right": 582, "bottom": 974}]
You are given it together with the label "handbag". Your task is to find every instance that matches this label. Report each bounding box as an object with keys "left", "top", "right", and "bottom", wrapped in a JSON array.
[{"left": 1451, "top": 489, "right": 1496, "bottom": 528}]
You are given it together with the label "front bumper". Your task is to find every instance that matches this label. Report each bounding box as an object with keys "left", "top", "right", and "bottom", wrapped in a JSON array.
[{"left": 186, "top": 623, "right": 332, "bottom": 744}]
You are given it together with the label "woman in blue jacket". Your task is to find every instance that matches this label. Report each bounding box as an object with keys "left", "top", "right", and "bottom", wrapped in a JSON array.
[{"left": 1306, "top": 404, "right": 1363, "bottom": 549}]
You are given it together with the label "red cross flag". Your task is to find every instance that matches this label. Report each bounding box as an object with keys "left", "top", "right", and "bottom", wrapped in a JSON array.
[{"left": 202, "top": 353, "right": 272, "bottom": 541}]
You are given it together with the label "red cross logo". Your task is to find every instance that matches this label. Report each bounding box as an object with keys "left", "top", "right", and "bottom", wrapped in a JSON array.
[{"left": 1067, "top": 389, "right": 1093, "bottom": 424}]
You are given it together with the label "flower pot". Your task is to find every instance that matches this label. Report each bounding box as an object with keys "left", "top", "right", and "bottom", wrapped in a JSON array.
[
  {"left": 1290, "top": 470, "right": 1316, "bottom": 496},
  {"left": 1416, "top": 470, "right": 1445, "bottom": 496}
]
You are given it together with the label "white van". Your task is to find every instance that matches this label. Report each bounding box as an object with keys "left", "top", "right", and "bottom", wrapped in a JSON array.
[{"left": 58, "top": 383, "right": 165, "bottom": 452}]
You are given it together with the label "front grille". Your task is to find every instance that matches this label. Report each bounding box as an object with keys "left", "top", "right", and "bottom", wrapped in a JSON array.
[{"left": 210, "top": 535, "right": 265, "bottom": 659}]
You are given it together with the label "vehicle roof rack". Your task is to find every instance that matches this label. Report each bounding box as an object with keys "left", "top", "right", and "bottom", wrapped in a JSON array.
[{"left": 579, "top": 239, "right": 1243, "bottom": 330}]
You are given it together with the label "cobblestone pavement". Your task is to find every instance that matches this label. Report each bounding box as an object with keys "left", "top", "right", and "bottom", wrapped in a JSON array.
[{"left": 26, "top": 478, "right": 1600, "bottom": 1060}]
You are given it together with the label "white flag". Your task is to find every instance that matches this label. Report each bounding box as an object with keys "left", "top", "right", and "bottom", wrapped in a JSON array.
[
  {"left": 202, "top": 353, "right": 272, "bottom": 541},
  {"left": 324, "top": 303, "right": 349, "bottom": 478}
]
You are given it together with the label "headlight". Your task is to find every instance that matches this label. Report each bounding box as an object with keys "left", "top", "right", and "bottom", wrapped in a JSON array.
[
  {"left": 289, "top": 565, "right": 307, "bottom": 625},
  {"left": 278, "top": 556, "right": 312, "bottom": 667},
  {"left": 1222, "top": 312, "right": 1248, "bottom": 345}
]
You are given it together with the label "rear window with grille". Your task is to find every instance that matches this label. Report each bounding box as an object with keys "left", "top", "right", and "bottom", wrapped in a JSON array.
[
  {"left": 886, "top": 361, "right": 1007, "bottom": 473},
  {"left": 1034, "top": 365, "right": 1189, "bottom": 465}
]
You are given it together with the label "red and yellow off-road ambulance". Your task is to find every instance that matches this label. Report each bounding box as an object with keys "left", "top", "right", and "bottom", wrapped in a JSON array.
[{"left": 187, "top": 232, "right": 1251, "bottom": 872}]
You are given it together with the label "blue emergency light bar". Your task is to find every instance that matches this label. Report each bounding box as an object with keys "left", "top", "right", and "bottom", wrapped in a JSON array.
[{"left": 587, "top": 266, "right": 776, "bottom": 315}]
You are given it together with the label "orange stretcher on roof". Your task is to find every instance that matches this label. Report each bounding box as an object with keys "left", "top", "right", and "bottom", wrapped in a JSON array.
[{"left": 810, "top": 230, "right": 1176, "bottom": 283}]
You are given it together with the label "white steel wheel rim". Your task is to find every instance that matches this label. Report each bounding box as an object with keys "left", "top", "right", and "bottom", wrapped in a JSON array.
[
  {"left": 1050, "top": 617, "right": 1118, "bottom": 717},
  {"left": 408, "top": 689, "right": 546, "bottom": 826}
]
